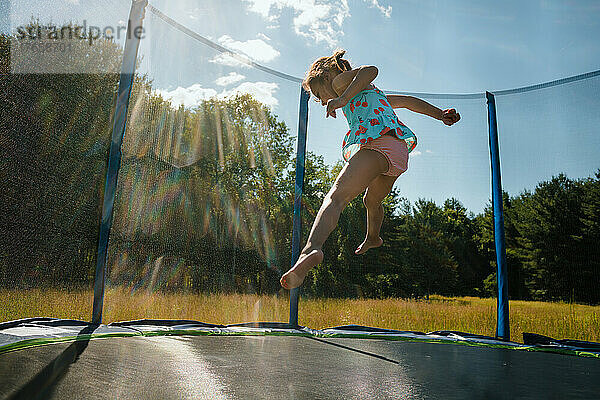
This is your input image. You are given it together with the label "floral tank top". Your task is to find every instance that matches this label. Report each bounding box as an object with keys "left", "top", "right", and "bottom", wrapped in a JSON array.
[{"left": 341, "top": 85, "right": 417, "bottom": 162}]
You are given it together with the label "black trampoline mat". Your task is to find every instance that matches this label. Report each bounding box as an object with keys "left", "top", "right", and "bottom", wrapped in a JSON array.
[{"left": 1, "top": 335, "right": 599, "bottom": 399}]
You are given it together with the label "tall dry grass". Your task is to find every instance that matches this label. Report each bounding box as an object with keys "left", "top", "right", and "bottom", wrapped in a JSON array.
[{"left": 2, "top": 288, "right": 599, "bottom": 343}]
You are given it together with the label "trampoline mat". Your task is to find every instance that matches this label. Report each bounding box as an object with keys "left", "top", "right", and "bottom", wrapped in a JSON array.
[{"left": 1, "top": 335, "right": 599, "bottom": 399}]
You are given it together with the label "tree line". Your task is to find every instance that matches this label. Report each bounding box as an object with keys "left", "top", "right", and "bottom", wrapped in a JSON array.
[{"left": 1, "top": 26, "right": 599, "bottom": 303}]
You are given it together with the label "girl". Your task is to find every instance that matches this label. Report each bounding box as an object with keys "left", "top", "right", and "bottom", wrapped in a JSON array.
[{"left": 280, "top": 50, "right": 460, "bottom": 290}]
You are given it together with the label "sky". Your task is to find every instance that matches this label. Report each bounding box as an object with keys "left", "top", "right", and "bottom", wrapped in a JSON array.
[{"left": 3, "top": 0, "right": 600, "bottom": 214}]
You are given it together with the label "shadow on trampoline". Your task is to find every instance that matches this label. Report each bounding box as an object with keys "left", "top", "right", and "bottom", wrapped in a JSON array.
[
  {"left": 307, "top": 336, "right": 400, "bottom": 365},
  {"left": 7, "top": 324, "right": 98, "bottom": 400}
]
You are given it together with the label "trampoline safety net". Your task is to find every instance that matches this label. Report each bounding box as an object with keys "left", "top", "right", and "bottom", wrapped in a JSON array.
[{"left": 0, "top": 0, "right": 599, "bottom": 346}]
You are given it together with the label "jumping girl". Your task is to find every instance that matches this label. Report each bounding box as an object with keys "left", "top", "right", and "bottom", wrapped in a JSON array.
[{"left": 280, "top": 50, "right": 460, "bottom": 290}]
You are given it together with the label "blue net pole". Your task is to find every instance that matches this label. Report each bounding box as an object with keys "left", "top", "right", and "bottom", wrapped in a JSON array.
[
  {"left": 289, "top": 88, "right": 310, "bottom": 327},
  {"left": 486, "top": 91, "right": 510, "bottom": 340},
  {"left": 92, "top": 0, "right": 148, "bottom": 325}
]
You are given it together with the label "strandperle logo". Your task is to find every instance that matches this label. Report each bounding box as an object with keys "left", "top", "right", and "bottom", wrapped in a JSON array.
[
  {"left": 10, "top": 20, "right": 145, "bottom": 74},
  {"left": 15, "top": 20, "right": 144, "bottom": 46}
]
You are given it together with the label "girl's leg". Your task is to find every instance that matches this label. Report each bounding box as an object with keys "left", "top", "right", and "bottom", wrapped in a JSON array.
[
  {"left": 355, "top": 174, "right": 398, "bottom": 254},
  {"left": 280, "top": 149, "right": 388, "bottom": 289}
]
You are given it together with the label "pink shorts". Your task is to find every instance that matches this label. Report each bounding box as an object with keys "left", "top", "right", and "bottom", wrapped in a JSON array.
[{"left": 360, "top": 134, "right": 409, "bottom": 177}]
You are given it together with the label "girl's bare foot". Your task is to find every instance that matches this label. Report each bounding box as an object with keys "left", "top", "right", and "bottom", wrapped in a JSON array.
[
  {"left": 280, "top": 249, "right": 324, "bottom": 289},
  {"left": 355, "top": 237, "right": 383, "bottom": 255}
]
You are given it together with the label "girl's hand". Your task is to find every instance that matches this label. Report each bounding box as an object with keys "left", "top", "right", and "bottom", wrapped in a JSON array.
[
  {"left": 326, "top": 97, "right": 346, "bottom": 118},
  {"left": 441, "top": 108, "right": 460, "bottom": 126}
]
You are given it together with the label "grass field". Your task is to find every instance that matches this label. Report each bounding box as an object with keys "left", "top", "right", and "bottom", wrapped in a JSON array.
[{"left": 2, "top": 288, "right": 599, "bottom": 343}]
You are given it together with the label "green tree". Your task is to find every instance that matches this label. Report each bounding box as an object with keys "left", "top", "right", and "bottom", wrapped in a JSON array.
[
  {"left": 396, "top": 199, "right": 459, "bottom": 298},
  {"left": 474, "top": 192, "right": 527, "bottom": 299},
  {"left": 0, "top": 25, "right": 122, "bottom": 288},
  {"left": 512, "top": 174, "right": 587, "bottom": 302},
  {"left": 579, "top": 171, "right": 600, "bottom": 303},
  {"left": 441, "top": 198, "right": 488, "bottom": 295}
]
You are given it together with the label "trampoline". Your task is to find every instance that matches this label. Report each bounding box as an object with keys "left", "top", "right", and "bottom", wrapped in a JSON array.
[
  {"left": 2, "top": 1, "right": 600, "bottom": 399},
  {"left": 2, "top": 319, "right": 600, "bottom": 399}
]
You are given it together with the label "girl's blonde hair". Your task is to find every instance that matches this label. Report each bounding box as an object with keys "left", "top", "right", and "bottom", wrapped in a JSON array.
[{"left": 302, "top": 49, "right": 352, "bottom": 99}]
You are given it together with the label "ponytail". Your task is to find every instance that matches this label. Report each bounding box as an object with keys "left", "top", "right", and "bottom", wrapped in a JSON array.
[
  {"left": 332, "top": 49, "right": 351, "bottom": 72},
  {"left": 302, "top": 50, "right": 352, "bottom": 97}
]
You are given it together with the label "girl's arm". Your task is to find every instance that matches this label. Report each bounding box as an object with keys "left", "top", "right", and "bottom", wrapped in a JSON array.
[
  {"left": 387, "top": 94, "right": 460, "bottom": 126},
  {"left": 326, "top": 66, "right": 378, "bottom": 117},
  {"left": 387, "top": 95, "right": 442, "bottom": 119},
  {"left": 332, "top": 66, "right": 378, "bottom": 103}
]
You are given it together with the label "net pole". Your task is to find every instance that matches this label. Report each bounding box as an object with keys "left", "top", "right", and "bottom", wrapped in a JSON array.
[
  {"left": 92, "top": 0, "right": 148, "bottom": 325},
  {"left": 289, "top": 88, "right": 310, "bottom": 327},
  {"left": 486, "top": 91, "right": 510, "bottom": 340}
]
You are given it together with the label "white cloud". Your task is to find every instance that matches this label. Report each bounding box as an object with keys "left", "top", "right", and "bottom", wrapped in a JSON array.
[
  {"left": 222, "top": 81, "right": 279, "bottom": 108},
  {"left": 210, "top": 54, "right": 249, "bottom": 69},
  {"left": 155, "top": 81, "right": 279, "bottom": 109},
  {"left": 244, "top": 0, "right": 276, "bottom": 17},
  {"left": 209, "top": 35, "right": 280, "bottom": 68},
  {"left": 219, "top": 35, "right": 280, "bottom": 62},
  {"left": 243, "top": 0, "right": 350, "bottom": 48},
  {"left": 363, "top": 0, "right": 392, "bottom": 18},
  {"left": 188, "top": 7, "right": 207, "bottom": 20},
  {"left": 155, "top": 84, "right": 217, "bottom": 108},
  {"left": 257, "top": 33, "right": 271, "bottom": 41},
  {"left": 215, "top": 72, "right": 246, "bottom": 86}
]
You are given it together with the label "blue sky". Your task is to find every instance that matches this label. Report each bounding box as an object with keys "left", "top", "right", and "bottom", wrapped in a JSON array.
[{"left": 4, "top": 0, "right": 600, "bottom": 213}]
